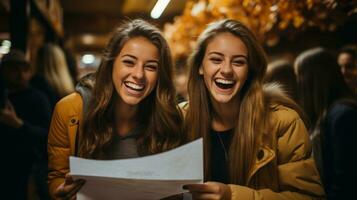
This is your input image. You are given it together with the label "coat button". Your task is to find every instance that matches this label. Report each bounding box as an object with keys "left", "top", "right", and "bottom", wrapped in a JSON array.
[
  {"left": 257, "top": 149, "right": 264, "bottom": 160},
  {"left": 70, "top": 119, "right": 77, "bottom": 124}
]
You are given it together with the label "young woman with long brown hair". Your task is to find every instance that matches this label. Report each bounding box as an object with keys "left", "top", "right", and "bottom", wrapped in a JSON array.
[
  {"left": 47, "top": 19, "right": 185, "bottom": 199},
  {"left": 295, "top": 47, "right": 357, "bottom": 199},
  {"left": 182, "top": 19, "right": 325, "bottom": 200}
]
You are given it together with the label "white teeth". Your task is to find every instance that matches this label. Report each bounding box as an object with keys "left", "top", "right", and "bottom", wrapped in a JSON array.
[
  {"left": 215, "top": 79, "right": 234, "bottom": 84},
  {"left": 126, "top": 82, "right": 144, "bottom": 90}
]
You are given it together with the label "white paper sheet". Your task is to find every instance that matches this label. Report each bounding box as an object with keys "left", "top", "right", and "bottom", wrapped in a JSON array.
[{"left": 70, "top": 138, "right": 203, "bottom": 200}]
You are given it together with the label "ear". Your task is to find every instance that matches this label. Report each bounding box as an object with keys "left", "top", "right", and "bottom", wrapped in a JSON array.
[{"left": 199, "top": 65, "right": 203, "bottom": 75}]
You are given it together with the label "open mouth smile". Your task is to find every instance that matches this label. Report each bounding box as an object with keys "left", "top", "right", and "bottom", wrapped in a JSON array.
[
  {"left": 124, "top": 81, "right": 145, "bottom": 91},
  {"left": 214, "top": 78, "right": 236, "bottom": 89}
]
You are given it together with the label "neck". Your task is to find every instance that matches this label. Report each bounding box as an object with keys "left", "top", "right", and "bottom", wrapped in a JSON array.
[
  {"left": 114, "top": 98, "right": 138, "bottom": 137},
  {"left": 211, "top": 98, "right": 240, "bottom": 131}
]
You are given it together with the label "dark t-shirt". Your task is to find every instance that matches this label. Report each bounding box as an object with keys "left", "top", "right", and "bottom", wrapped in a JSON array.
[
  {"left": 102, "top": 126, "right": 141, "bottom": 160},
  {"left": 321, "top": 101, "right": 357, "bottom": 199},
  {"left": 2, "top": 87, "right": 51, "bottom": 160},
  {"left": 1, "top": 86, "right": 51, "bottom": 200},
  {"left": 209, "top": 129, "right": 233, "bottom": 184},
  {"left": 30, "top": 75, "right": 59, "bottom": 111}
]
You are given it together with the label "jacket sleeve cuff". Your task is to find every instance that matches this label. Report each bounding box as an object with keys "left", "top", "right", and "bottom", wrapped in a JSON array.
[
  {"left": 229, "top": 184, "right": 262, "bottom": 200},
  {"left": 49, "top": 178, "right": 64, "bottom": 199}
]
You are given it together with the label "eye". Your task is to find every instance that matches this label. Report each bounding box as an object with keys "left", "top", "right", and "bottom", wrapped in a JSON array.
[
  {"left": 209, "top": 57, "right": 222, "bottom": 64},
  {"left": 122, "top": 59, "right": 135, "bottom": 66},
  {"left": 232, "top": 59, "right": 247, "bottom": 66},
  {"left": 145, "top": 64, "right": 158, "bottom": 72}
]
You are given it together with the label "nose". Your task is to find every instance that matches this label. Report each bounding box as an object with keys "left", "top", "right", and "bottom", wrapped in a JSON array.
[
  {"left": 220, "top": 60, "right": 233, "bottom": 76},
  {"left": 132, "top": 63, "right": 145, "bottom": 80}
]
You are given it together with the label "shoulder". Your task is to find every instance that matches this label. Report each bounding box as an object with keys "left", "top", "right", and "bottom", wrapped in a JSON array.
[
  {"left": 54, "top": 92, "right": 83, "bottom": 118},
  {"left": 24, "top": 87, "right": 50, "bottom": 107},
  {"left": 30, "top": 74, "right": 46, "bottom": 85},
  {"left": 49, "top": 92, "right": 82, "bottom": 150},
  {"left": 270, "top": 104, "right": 302, "bottom": 134},
  {"left": 269, "top": 104, "right": 311, "bottom": 162},
  {"left": 269, "top": 104, "right": 311, "bottom": 156},
  {"left": 25, "top": 86, "right": 46, "bottom": 98},
  {"left": 327, "top": 101, "right": 357, "bottom": 119},
  {"left": 264, "top": 83, "right": 305, "bottom": 129},
  {"left": 324, "top": 101, "right": 357, "bottom": 134}
]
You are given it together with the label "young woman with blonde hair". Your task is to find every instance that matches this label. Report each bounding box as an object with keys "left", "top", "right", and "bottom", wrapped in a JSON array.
[{"left": 32, "top": 43, "right": 75, "bottom": 108}]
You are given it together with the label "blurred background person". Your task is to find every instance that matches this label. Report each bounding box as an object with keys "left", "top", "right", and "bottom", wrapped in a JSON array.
[
  {"left": 265, "top": 59, "right": 298, "bottom": 101},
  {"left": 295, "top": 47, "right": 357, "bottom": 200},
  {"left": 0, "top": 49, "right": 51, "bottom": 200},
  {"left": 174, "top": 61, "right": 188, "bottom": 103},
  {"left": 1, "top": 0, "right": 356, "bottom": 199},
  {"left": 337, "top": 45, "right": 357, "bottom": 94},
  {"left": 63, "top": 47, "right": 79, "bottom": 85},
  {"left": 31, "top": 43, "right": 75, "bottom": 110}
]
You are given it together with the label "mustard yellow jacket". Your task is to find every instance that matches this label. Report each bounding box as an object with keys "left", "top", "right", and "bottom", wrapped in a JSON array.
[
  {"left": 49, "top": 93, "right": 325, "bottom": 199},
  {"left": 180, "top": 101, "right": 325, "bottom": 199},
  {"left": 48, "top": 93, "right": 83, "bottom": 198},
  {"left": 227, "top": 104, "right": 325, "bottom": 199}
]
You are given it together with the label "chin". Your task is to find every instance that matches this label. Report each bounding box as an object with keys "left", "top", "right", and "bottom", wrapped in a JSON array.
[
  {"left": 212, "top": 95, "right": 234, "bottom": 104},
  {"left": 121, "top": 96, "right": 143, "bottom": 106},
  {"left": 211, "top": 89, "right": 241, "bottom": 104}
]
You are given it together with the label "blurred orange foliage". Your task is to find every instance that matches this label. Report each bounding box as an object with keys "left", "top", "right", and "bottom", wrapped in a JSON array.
[{"left": 163, "top": 0, "right": 356, "bottom": 60}]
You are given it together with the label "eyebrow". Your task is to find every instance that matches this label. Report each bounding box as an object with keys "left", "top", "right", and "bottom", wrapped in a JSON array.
[
  {"left": 121, "top": 54, "right": 159, "bottom": 63},
  {"left": 208, "top": 52, "right": 248, "bottom": 60},
  {"left": 121, "top": 54, "right": 137, "bottom": 59}
]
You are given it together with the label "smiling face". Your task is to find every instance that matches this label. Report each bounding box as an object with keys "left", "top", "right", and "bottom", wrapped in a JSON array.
[
  {"left": 199, "top": 32, "right": 249, "bottom": 105},
  {"left": 112, "top": 37, "right": 159, "bottom": 106}
]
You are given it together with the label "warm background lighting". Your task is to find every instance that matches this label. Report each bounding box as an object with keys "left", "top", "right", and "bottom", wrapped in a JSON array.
[{"left": 151, "top": 0, "right": 171, "bottom": 19}]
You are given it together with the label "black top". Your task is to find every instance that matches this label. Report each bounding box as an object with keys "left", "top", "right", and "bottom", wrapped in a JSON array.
[
  {"left": 2, "top": 87, "right": 51, "bottom": 161},
  {"left": 1, "top": 87, "right": 51, "bottom": 200},
  {"left": 210, "top": 129, "right": 234, "bottom": 184},
  {"left": 30, "top": 74, "right": 59, "bottom": 111},
  {"left": 321, "top": 101, "right": 357, "bottom": 199}
]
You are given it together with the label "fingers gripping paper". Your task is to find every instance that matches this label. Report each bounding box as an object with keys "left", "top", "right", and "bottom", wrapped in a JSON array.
[{"left": 70, "top": 138, "right": 203, "bottom": 200}]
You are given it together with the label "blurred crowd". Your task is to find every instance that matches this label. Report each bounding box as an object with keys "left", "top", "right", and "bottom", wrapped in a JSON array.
[{"left": 0, "top": 30, "right": 356, "bottom": 200}]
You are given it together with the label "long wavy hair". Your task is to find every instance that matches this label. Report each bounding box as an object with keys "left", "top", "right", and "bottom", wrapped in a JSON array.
[
  {"left": 79, "top": 19, "right": 184, "bottom": 158},
  {"left": 295, "top": 47, "right": 355, "bottom": 130},
  {"left": 185, "top": 19, "right": 303, "bottom": 185},
  {"left": 36, "top": 43, "right": 74, "bottom": 98},
  {"left": 264, "top": 59, "right": 298, "bottom": 101}
]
